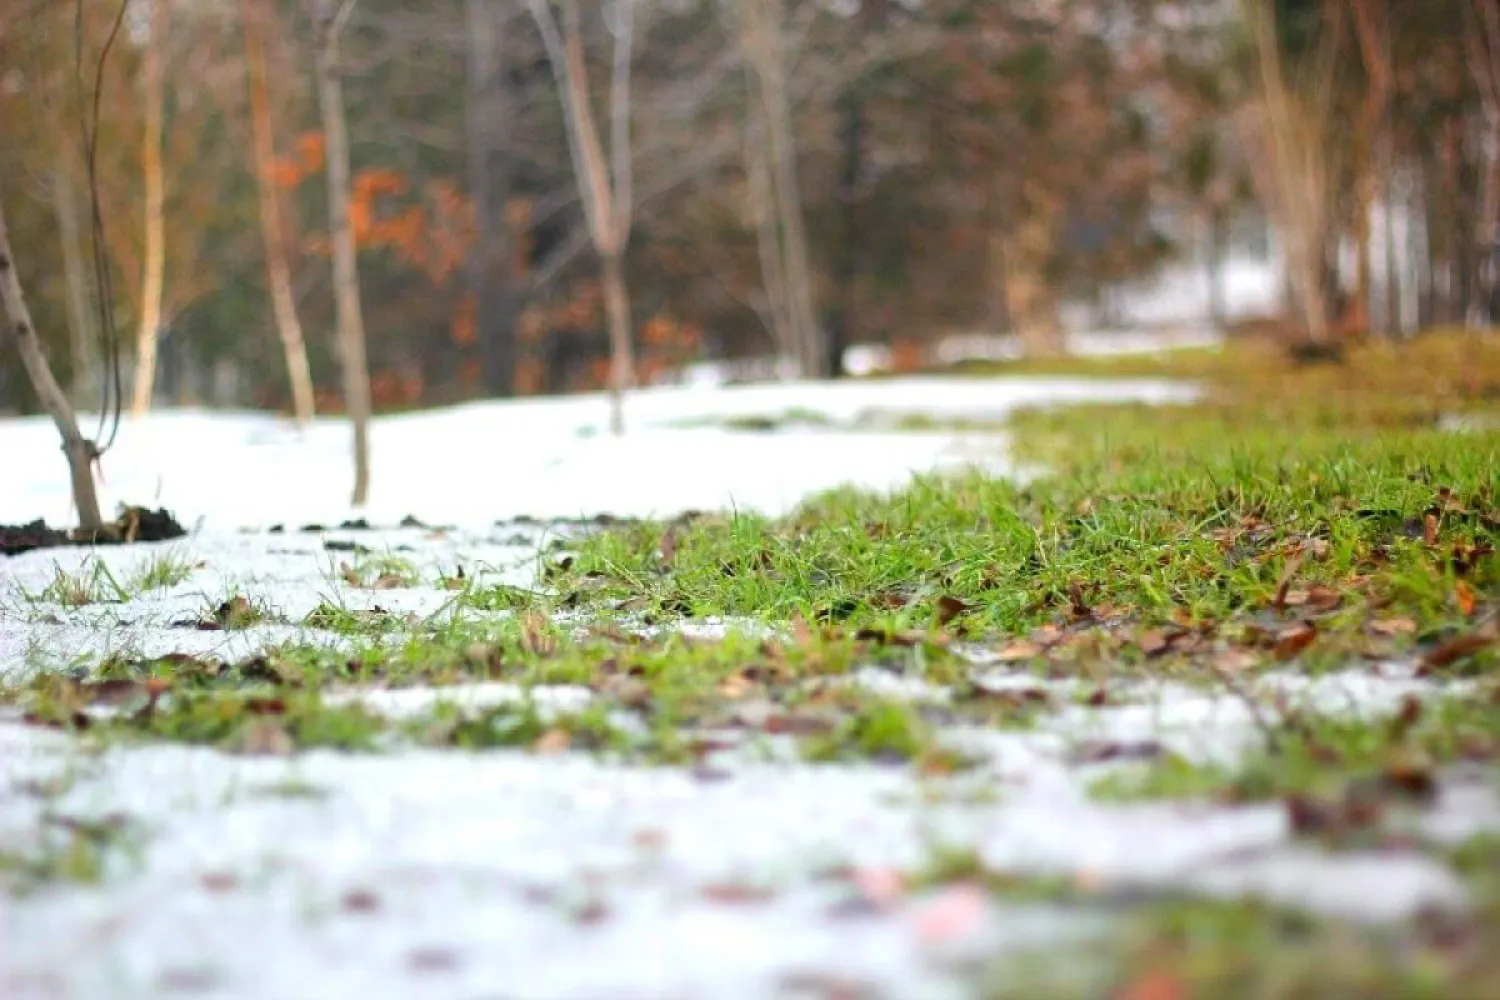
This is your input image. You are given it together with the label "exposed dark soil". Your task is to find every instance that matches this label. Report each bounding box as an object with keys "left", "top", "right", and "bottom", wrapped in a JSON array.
[{"left": 0, "top": 507, "right": 186, "bottom": 557}]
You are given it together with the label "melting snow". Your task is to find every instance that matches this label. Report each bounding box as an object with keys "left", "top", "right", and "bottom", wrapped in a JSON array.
[{"left": 1, "top": 371, "right": 1493, "bottom": 998}]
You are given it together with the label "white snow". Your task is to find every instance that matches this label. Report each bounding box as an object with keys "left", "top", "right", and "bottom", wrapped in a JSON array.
[
  {"left": 1, "top": 371, "right": 1493, "bottom": 998},
  {"left": 0, "top": 374, "right": 1195, "bottom": 529}
]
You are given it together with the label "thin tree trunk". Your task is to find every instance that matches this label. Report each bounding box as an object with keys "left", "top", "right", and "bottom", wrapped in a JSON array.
[
  {"left": 465, "top": 0, "right": 517, "bottom": 397},
  {"left": 825, "top": 91, "right": 863, "bottom": 378},
  {"left": 313, "top": 2, "right": 372, "bottom": 506},
  {"left": 600, "top": 248, "right": 633, "bottom": 434},
  {"left": 525, "top": 0, "right": 635, "bottom": 433},
  {"left": 745, "top": 112, "right": 794, "bottom": 365},
  {"left": 1206, "top": 208, "right": 1228, "bottom": 330},
  {"left": 131, "top": 0, "right": 168, "bottom": 418},
  {"left": 1382, "top": 145, "right": 1401, "bottom": 337},
  {"left": 1470, "top": 115, "right": 1500, "bottom": 327},
  {"left": 245, "top": 0, "right": 315, "bottom": 425},
  {"left": 52, "top": 152, "right": 98, "bottom": 405},
  {"left": 745, "top": 0, "right": 821, "bottom": 377},
  {"left": 0, "top": 188, "right": 104, "bottom": 529}
]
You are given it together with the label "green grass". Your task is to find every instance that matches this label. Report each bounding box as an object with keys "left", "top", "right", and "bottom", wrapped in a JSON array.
[{"left": 4, "top": 333, "right": 1497, "bottom": 766}]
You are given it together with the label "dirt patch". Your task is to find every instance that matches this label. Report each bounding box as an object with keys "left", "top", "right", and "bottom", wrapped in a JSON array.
[{"left": 0, "top": 506, "right": 186, "bottom": 557}]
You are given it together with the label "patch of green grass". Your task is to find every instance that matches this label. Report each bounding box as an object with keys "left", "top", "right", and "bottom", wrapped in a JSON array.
[
  {"left": 128, "top": 550, "right": 198, "bottom": 592},
  {"left": 1091, "top": 690, "right": 1500, "bottom": 805},
  {"left": 0, "top": 815, "right": 138, "bottom": 896},
  {"left": 28, "top": 558, "right": 132, "bottom": 607}
]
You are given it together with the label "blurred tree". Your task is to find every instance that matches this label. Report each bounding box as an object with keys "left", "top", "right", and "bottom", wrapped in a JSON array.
[
  {"left": 308, "top": 0, "right": 373, "bottom": 505},
  {"left": 243, "top": 0, "right": 316, "bottom": 425}
]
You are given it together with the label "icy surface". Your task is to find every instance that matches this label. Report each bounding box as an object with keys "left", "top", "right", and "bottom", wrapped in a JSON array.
[{"left": 1, "top": 372, "right": 1494, "bottom": 998}]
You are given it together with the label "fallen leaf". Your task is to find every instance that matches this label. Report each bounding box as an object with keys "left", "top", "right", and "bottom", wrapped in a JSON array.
[
  {"left": 1380, "top": 752, "right": 1438, "bottom": 802},
  {"left": 1069, "top": 740, "right": 1166, "bottom": 764},
  {"left": 1272, "top": 554, "right": 1304, "bottom": 610},
  {"left": 1369, "top": 616, "right": 1417, "bottom": 637},
  {"left": 407, "top": 947, "right": 460, "bottom": 972},
  {"left": 341, "top": 888, "right": 381, "bottom": 913},
  {"left": 935, "top": 595, "right": 971, "bottom": 627},
  {"left": 849, "top": 867, "right": 904, "bottom": 909},
  {"left": 232, "top": 720, "right": 295, "bottom": 756},
  {"left": 532, "top": 728, "right": 572, "bottom": 755},
  {"left": 1419, "top": 626, "right": 1498, "bottom": 673},
  {"left": 1272, "top": 620, "right": 1318, "bottom": 660},
  {"left": 915, "top": 884, "right": 986, "bottom": 946},
  {"left": 993, "top": 640, "right": 1043, "bottom": 662},
  {"left": 1424, "top": 512, "right": 1441, "bottom": 546},
  {"left": 199, "top": 872, "right": 239, "bottom": 893},
  {"left": 520, "top": 611, "right": 557, "bottom": 656},
  {"left": 1455, "top": 580, "right": 1477, "bottom": 618},
  {"left": 1115, "top": 970, "right": 1187, "bottom": 1000},
  {"left": 700, "top": 882, "right": 775, "bottom": 905}
]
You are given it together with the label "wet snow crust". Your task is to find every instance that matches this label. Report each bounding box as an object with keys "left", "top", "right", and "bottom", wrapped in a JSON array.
[{"left": 1, "top": 368, "right": 1494, "bottom": 998}]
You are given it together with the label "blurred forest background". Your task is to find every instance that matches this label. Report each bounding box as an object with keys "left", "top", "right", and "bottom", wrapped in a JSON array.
[{"left": 0, "top": 0, "right": 1495, "bottom": 418}]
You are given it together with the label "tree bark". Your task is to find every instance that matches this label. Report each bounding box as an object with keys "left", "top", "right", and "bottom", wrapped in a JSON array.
[
  {"left": 52, "top": 151, "right": 98, "bottom": 405},
  {"left": 740, "top": 0, "right": 822, "bottom": 377},
  {"left": 525, "top": 0, "right": 636, "bottom": 432},
  {"left": 1206, "top": 208, "right": 1228, "bottom": 331},
  {"left": 131, "top": 0, "right": 168, "bottom": 418},
  {"left": 600, "top": 248, "right": 633, "bottom": 434},
  {"left": 245, "top": 0, "right": 316, "bottom": 426},
  {"left": 825, "top": 91, "right": 863, "bottom": 378},
  {"left": 0, "top": 187, "right": 105, "bottom": 530},
  {"left": 313, "top": 0, "right": 372, "bottom": 505},
  {"left": 465, "top": 0, "right": 518, "bottom": 397}
]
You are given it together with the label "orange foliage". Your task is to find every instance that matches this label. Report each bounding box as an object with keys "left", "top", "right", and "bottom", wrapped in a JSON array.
[
  {"left": 891, "top": 339, "right": 924, "bottom": 373},
  {"left": 515, "top": 357, "right": 546, "bottom": 395},
  {"left": 450, "top": 292, "right": 477, "bottom": 346}
]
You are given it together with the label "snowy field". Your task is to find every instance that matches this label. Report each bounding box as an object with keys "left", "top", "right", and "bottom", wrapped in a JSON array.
[{"left": 1, "top": 370, "right": 1494, "bottom": 998}]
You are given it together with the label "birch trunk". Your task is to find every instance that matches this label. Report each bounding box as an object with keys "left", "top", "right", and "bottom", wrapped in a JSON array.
[
  {"left": 52, "top": 152, "right": 98, "bottom": 404},
  {"left": 525, "top": 0, "right": 636, "bottom": 432},
  {"left": 313, "top": 1, "right": 372, "bottom": 505},
  {"left": 600, "top": 249, "right": 633, "bottom": 434},
  {"left": 740, "top": 0, "right": 822, "bottom": 376},
  {"left": 244, "top": 0, "right": 315, "bottom": 425},
  {"left": 131, "top": 0, "right": 168, "bottom": 417},
  {"left": 0, "top": 187, "right": 104, "bottom": 529}
]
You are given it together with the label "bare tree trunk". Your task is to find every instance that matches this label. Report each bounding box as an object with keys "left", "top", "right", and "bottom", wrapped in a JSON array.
[
  {"left": 600, "top": 249, "right": 633, "bottom": 433},
  {"left": 1242, "top": 0, "right": 1341, "bottom": 344},
  {"left": 465, "top": 0, "right": 518, "bottom": 397},
  {"left": 1464, "top": 0, "right": 1500, "bottom": 328},
  {"left": 131, "top": 0, "right": 168, "bottom": 418},
  {"left": 745, "top": 112, "right": 795, "bottom": 365},
  {"left": 52, "top": 152, "right": 98, "bottom": 404},
  {"left": 1205, "top": 209, "right": 1228, "bottom": 330},
  {"left": 245, "top": 0, "right": 315, "bottom": 426},
  {"left": 0, "top": 188, "right": 104, "bottom": 529},
  {"left": 740, "top": 0, "right": 822, "bottom": 377},
  {"left": 525, "top": 0, "right": 636, "bottom": 433},
  {"left": 313, "top": 0, "right": 372, "bottom": 505},
  {"left": 1350, "top": 0, "right": 1390, "bottom": 338},
  {"left": 1383, "top": 144, "right": 1401, "bottom": 336}
]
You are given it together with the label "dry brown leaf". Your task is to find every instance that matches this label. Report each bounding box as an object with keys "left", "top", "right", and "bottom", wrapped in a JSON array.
[
  {"left": 1419, "top": 627, "right": 1498, "bottom": 673},
  {"left": 234, "top": 720, "right": 295, "bottom": 756},
  {"left": 1455, "top": 580, "right": 1477, "bottom": 618},
  {"left": 1213, "top": 648, "right": 1261, "bottom": 673},
  {"left": 532, "top": 728, "right": 572, "bottom": 755},
  {"left": 994, "top": 639, "right": 1043, "bottom": 662},
  {"left": 1272, "top": 554, "right": 1304, "bottom": 610},
  {"left": 700, "top": 882, "right": 775, "bottom": 905},
  {"left": 1272, "top": 621, "right": 1318, "bottom": 660},
  {"left": 520, "top": 611, "right": 557, "bottom": 656},
  {"left": 935, "top": 595, "right": 971, "bottom": 627},
  {"left": 1424, "top": 512, "right": 1441, "bottom": 547},
  {"left": 1369, "top": 616, "right": 1417, "bottom": 637}
]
